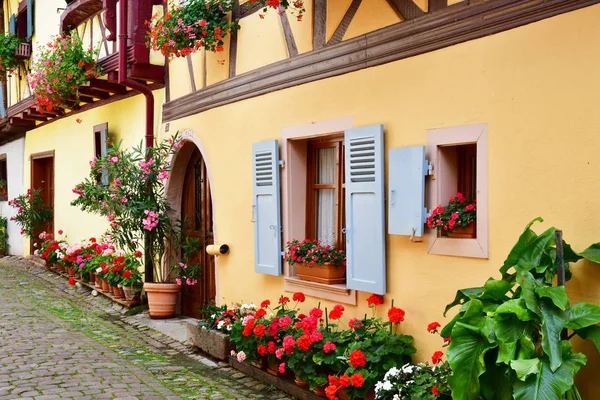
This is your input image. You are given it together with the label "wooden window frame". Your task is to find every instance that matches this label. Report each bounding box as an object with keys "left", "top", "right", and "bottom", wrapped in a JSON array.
[
  {"left": 426, "top": 124, "right": 488, "bottom": 258},
  {"left": 93, "top": 123, "right": 108, "bottom": 184},
  {"left": 16, "top": 0, "right": 28, "bottom": 40},
  {"left": 305, "top": 136, "right": 345, "bottom": 250},
  {"left": 281, "top": 117, "right": 356, "bottom": 305},
  {"left": 0, "top": 154, "right": 7, "bottom": 202}
]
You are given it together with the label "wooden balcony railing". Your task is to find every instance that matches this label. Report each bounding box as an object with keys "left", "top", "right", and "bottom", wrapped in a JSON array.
[{"left": 15, "top": 43, "right": 31, "bottom": 59}]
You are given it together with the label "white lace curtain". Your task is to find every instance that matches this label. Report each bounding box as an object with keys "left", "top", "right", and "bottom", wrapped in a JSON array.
[{"left": 317, "top": 148, "right": 336, "bottom": 246}]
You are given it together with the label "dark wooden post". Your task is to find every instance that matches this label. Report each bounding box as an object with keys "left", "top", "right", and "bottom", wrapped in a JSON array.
[
  {"left": 555, "top": 230, "right": 568, "bottom": 340},
  {"left": 0, "top": 1, "right": 7, "bottom": 113}
]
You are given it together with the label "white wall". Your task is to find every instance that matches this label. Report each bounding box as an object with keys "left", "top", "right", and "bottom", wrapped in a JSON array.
[{"left": 0, "top": 137, "right": 25, "bottom": 255}]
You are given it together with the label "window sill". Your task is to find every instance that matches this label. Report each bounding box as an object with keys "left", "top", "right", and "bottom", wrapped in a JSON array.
[
  {"left": 427, "top": 236, "right": 488, "bottom": 259},
  {"left": 284, "top": 276, "right": 357, "bottom": 305},
  {"left": 0, "top": 195, "right": 7, "bottom": 202}
]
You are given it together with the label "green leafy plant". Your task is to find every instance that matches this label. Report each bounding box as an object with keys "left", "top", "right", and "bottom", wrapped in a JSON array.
[
  {"left": 374, "top": 362, "right": 452, "bottom": 400},
  {"left": 170, "top": 236, "right": 202, "bottom": 286},
  {"left": 8, "top": 188, "right": 52, "bottom": 240},
  {"left": 442, "top": 217, "right": 600, "bottom": 400},
  {"left": 426, "top": 192, "right": 476, "bottom": 232},
  {"left": 0, "top": 215, "right": 8, "bottom": 255},
  {"left": 0, "top": 33, "right": 21, "bottom": 81}
]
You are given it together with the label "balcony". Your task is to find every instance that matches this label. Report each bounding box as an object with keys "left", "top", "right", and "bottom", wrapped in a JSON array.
[{"left": 0, "top": 0, "right": 164, "bottom": 137}]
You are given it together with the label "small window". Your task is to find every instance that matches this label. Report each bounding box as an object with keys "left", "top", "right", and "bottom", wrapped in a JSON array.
[
  {"left": 306, "top": 137, "right": 345, "bottom": 250},
  {"left": 427, "top": 124, "right": 488, "bottom": 258},
  {"left": 17, "top": 1, "right": 27, "bottom": 40},
  {"left": 0, "top": 155, "right": 8, "bottom": 201},
  {"left": 93, "top": 123, "right": 109, "bottom": 186}
]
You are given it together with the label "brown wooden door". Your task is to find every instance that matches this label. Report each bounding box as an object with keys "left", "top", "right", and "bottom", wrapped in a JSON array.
[
  {"left": 31, "top": 156, "right": 54, "bottom": 252},
  {"left": 181, "top": 148, "right": 215, "bottom": 318}
]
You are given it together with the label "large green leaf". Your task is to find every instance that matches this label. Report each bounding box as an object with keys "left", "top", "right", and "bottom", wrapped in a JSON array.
[
  {"left": 536, "top": 286, "right": 568, "bottom": 311},
  {"left": 566, "top": 302, "right": 600, "bottom": 330},
  {"left": 574, "top": 325, "right": 600, "bottom": 353},
  {"left": 516, "top": 270, "right": 541, "bottom": 316},
  {"left": 500, "top": 217, "right": 543, "bottom": 277},
  {"left": 517, "top": 227, "right": 556, "bottom": 271},
  {"left": 448, "top": 300, "right": 496, "bottom": 400},
  {"left": 441, "top": 308, "right": 466, "bottom": 338},
  {"left": 497, "top": 340, "right": 517, "bottom": 364},
  {"left": 480, "top": 349, "right": 512, "bottom": 400},
  {"left": 510, "top": 359, "right": 540, "bottom": 381},
  {"left": 577, "top": 243, "right": 600, "bottom": 263},
  {"left": 496, "top": 298, "right": 537, "bottom": 321},
  {"left": 494, "top": 313, "right": 539, "bottom": 343},
  {"left": 513, "top": 348, "right": 586, "bottom": 400},
  {"left": 517, "top": 336, "right": 537, "bottom": 360},
  {"left": 481, "top": 278, "right": 514, "bottom": 301},
  {"left": 444, "top": 287, "right": 484, "bottom": 316},
  {"left": 539, "top": 297, "right": 567, "bottom": 371}
]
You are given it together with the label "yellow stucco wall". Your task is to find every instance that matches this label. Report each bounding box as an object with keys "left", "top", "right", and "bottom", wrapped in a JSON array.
[
  {"left": 161, "top": 4, "right": 600, "bottom": 395},
  {"left": 23, "top": 89, "right": 164, "bottom": 251}
]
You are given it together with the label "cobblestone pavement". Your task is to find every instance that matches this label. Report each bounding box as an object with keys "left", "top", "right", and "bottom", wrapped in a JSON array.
[{"left": 0, "top": 258, "right": 293, "bottom": 400}]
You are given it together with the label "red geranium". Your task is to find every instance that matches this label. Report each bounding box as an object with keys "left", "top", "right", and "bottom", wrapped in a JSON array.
[
  {"left": 328, "top": 375, "right": 339, "bottom": 386},
  {"left": 351, "top": 373, "right": 364, "bottom": 388},
  {"left": 279, "top": 296, "right": 290, "bottom": 304},
  {"left": 443, "top": 336, "right": 451, "bottom": 343},
  {"left": 267, "top": 341, "right": 277, "bottom": 354},
  {"left": 432, "top": 351, "right": 444, "bottom": 364},
  {"left": 257, "top": 345, "right": 267, "bottom": 356},
  {"left": 254, "top": 324, "right": 267, "bottom": 338},
  {"left": 432, "top": 386, "right": 439, "bottom": 395},
  {"left": 329, "top": 304, "right": 344, "bottom": 320},
  {"left": 309, "top": 307, "right": 323, "bottom": 318},
  {"left": 297, "top": 335, "right": 312, "bottom": 351},
  {"left": 292, "top": 292, "right": 306, "bottom": 303},
  {"left": 388, "top": 306, "right": 405, "bottom": 324},
  {"left": 325, "top": 384, "right": 338, "bottom": 400},
  {"left": 349, "top": 350, "right": 366, "bottom": 368},
  {"left": 366, "top": 294, "right": 384, "bottom": 306},
  {"left": 268, "top": 323, "right": 279, "bottom": 337},
  {"left": 68, "top": 277, "right": 76, "bottom": 285},
  {"left": 255, "top": 308, "right": 267, "bottom": 319},
  {"left": 427, "top": 321, "right": 441, "bottom": 333},
  {"left": 123, "top": 270, "right": 132, "bottom": 279},
  {"left": 261, "top": 299, "right": 271, "bottom": 308},
  {"left": 339, "top": 374, "right": 351, "bottom": 388}
]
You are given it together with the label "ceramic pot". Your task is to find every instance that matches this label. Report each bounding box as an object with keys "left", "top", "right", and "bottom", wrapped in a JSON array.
[
  {"left": 143, "top": 282, "right": 182, "bottom": 319},
  {"left": 101, "top": 278, "right": 110, "bottom": 293},
  {"left": 95, "top": 275, "right": 102, "bottom": 288},
  {"left": 313, "top": 385, "right": 326, "bottom": 397},
  {"left": 297, "top": 262, "right": 345, "bottom": 284},
  {"left": 88, "top": 272, "right": 96, "bottom": 284},
  {"left": 294, "top": 376, "right": 309, "bottom": 387},
  {"left": 111, "top": 285, "right": 121, "bottom": 298}
]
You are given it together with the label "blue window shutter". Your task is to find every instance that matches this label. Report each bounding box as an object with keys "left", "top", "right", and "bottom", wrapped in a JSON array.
[
  {"left": 0, "top": 89, "right": 6, "bottom": 119},
  {"left": 100, "top": 128, "right": 110, "bottom": 186},
  {"left": 9, "top": 15, "right": 17, "bottom": 35},
  {"left": 26, "top": 0, "right": 34, "bottom": 41},
  {"left": 252, "top": 140, "right": 282, "bottom": 276},
  {"left": 344, "top": 125, "right": 386, "bottom": 294},
  {"left": 388, "top": 146, "right": 428, "bottom": 237}
]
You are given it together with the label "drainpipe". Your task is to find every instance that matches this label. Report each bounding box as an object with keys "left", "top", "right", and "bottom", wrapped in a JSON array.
[{"left": 118, "top": 0, "right": 155, "bottom": 283}]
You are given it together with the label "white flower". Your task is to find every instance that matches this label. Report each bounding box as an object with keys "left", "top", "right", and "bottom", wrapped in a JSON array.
[
  {"left": 393, "top": 395, "right": 400, "bottom": 400},
  {"left": 211, "top": 314, "right": 216, "bottom": 319},
  {"left": 96, "top": 267, "right": 103, "bottom": 273},
  {"left": 227, "top": 325, "right": 232, "bottom": 331},
  {"left": 382, "top": 381, "right": 393, "bottom": 391},
  {"left": 217, "top": 320, "right": 225, "bottom": 329},
  {"left": 34, "top": 250, "right": 39, "bottom": 256}
]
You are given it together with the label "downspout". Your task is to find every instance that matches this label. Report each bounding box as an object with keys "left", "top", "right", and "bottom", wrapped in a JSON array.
[{"left": 118, "top": 0, "right": 155, "bottom": 283}]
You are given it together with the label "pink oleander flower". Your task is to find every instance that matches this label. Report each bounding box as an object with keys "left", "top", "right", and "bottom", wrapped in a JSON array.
[{"left": 175, "top": 278, "right": 182, "bottom": 285}]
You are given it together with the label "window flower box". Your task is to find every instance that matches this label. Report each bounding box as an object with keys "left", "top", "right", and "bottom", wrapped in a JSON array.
[
  {"left": 285, "top": 239, "right": 346, "bottom": 285},
  {"left": 296, "top": 262, "right": 345, "bottom": 285}
]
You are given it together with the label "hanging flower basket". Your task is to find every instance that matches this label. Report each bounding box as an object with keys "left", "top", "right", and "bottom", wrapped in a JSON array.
[
  {"left": 146, "top": 0, "right": 305, "bottom": 60},
  {"left": 0, "top": 33, "right": 21, "bottom": 82},
  {"left": 28, "top": 33, "right": 101, "bottom": 113}
]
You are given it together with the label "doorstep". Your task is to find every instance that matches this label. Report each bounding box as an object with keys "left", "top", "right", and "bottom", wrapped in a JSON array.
[{"left": 128, "top": 313, "right": 197, "bottom": 343}]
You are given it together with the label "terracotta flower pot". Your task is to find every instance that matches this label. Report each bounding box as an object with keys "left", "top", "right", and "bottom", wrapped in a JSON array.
[
  {"left": 294, "top": 376, "right": 309, "bottom": 387},
  {"left": 95, "top": 275, "right": 102, "bottom": 288},
  {"left": 88, "top": 272, "right": 96, "bottom": 285},
  {"left": 83, "top": 62, "right": 97, "bottom": 79},
  {"left": 144, "top": 282, "right": 182, "bottom": 319},
  {"left": 313, "top": 385, "right": 327, "bottom": 397},
  {"left": 297, "top": 262, "right": 345, "bottom": 285},
  {"left": 267, "top": 359, "right": 283, "bottom": 376},
  {"left": 250, "top": 357, "right": 267, "bottom": 370},
  {"left": 101, "top": 278, "right": 110, "bottom": 293},
  {"left": 447, "top": 221, "right": 476, "bottom": 238},
  {"left": 66, "top": 267, "right": 75, "bottom": 277},
  {"left": 56, "top": 264, "right": 65, "bottom": 272}
]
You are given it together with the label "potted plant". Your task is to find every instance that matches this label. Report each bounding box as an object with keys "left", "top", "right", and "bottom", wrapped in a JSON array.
[
  {"left": 373, "top": 361, "right": 452, "bottom": 400},
  {"left": 8, "top": 188, "right": 52, "bottom": 246},
  {"left": 120, "top": 252, "right": 144, "bottom": 304},
  {"left": 285, "top": 239, "right": 346, "bottom": 284},
  {"left": 72, "top": 134, "right": 198, "bottom": 318},
  {"left": 0, "top": 180, "right": 7, "bottom": 197},
  {"left": 0, "top": 33, "right": 21, "bottom": 82},
  {"left": 0, "top": 216, "right": 8, "bottom": 257},
  {"left": 426, "top": 192, "right": 476, "bottom": 238},
  {"left": 28, "top": 32, "right": 101, "bottom": 113},
  {"left": 146, "top": 0, "right": 305, "bottom": 60},
  {"left": 188, "top": 302, "right": 244, "bottom": 360}
]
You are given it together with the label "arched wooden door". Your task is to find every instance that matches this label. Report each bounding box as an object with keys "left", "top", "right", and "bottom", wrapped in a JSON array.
[{"left": 181, "top": 148, "right": 215, "bottom": 318}]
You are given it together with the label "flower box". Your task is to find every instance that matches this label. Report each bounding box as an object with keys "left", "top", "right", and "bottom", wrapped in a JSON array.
[
  {"left": 447, "top": 221, "right": 476, "bottom": 238},
  {"left": 297, "top": 262, "right": 345, "bottom": 285},
  {"left": 186, "top": 322, "right": 235, "bottom": 361}
]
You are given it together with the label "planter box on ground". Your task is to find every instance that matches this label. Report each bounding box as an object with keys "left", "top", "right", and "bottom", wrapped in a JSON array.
[{"left": 186, "top": 322, "right": 234, "bottom": 360}]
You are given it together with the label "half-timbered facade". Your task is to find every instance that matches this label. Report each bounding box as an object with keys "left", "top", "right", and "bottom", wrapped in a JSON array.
[{"left": 159, "top": 0, "right": 600, "bottom": 394}]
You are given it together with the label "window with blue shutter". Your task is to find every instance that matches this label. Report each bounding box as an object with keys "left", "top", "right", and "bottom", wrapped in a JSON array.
[
  {"left": 26, "top": 0, "right": 34, "bottom": 41},
  {"left": 344, "top": 125, "right": 386, "bottom": 294},
  {"left": 9, "top": 15, "right": 17, "bottom": 35},
  {"left": 252, "top": 140, "right": 282, "bottom": 276},
  {"left": 388, "top": 146, "right": 429, "bottom": 238}
]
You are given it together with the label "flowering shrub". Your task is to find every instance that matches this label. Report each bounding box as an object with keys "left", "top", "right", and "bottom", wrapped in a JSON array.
[
  {"left": 146, "top": 0, "right": 305, "bottom": 60},
  {"left": 0, "top": 33, "right": 21, "bottom": 82},
  {"left": 38, "top": 231, "right": 66, "bottom": 265},
  {"left": 28, "top": 33, "right": 100, "bottom": 113},
  {"left": 426, "top": 192, "right": 476, "bottom": 232},
  {"left": 374, "top": 362, "right": 451, "bottom": 400},
  {"left": 169, "top": 236, "right": 201, "bottom": 286},
  {"left": 199, "top": 302, "right": 258, "bottom": 333},
  {"left": 284, "top": 239, "right": 346, "bottom": 267},
  {"left": 9, "top": 188, "right": 52, "bottom": 240},
  {"left": 71, "top": 135, "right": 185, "bottom": 283}
]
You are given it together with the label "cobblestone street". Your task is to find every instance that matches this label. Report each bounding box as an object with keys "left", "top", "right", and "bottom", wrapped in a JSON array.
[{"left": 0, "top": 260, "right": 293, "bottom": 400}]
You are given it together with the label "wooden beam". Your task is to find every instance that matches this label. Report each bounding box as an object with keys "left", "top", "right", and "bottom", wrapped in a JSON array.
[
  {"left": 429, "top": 0, "right": 446, "bottom": 13},
  {"left": 79, "top": 86, "right": 111, "bottom": 99},
  {"left": 327, "top": 0, "right": 362, "bottom": 46},
  {"left": 229, "top": 0, "right": 240, "bottom": 78},
  {"left": 387, "top": 0, "right": 425, "bottom": 20},
  {"left": 88, "top": 79, "right": 127, "bottom": 94},
  {"left": 9, "top": 117, "right": 35, "bottom": 128},
  {"left": 186, "top": 55, "right": 197, "bottom": 92},
  {"left": 79, "top": 95, "right": 96, "bottom": 104},
  {"left": 22, "top": 112, "right": 47, "bottom": 122},
  {"left": 278, "top": 7, "right": 298, "bottom": 57},
  {"left": 313, "top": 0, "right": 327, "bottom": 49},
  {"left": 130, "top": 64, "right": 165, "bottom": 84},
  {"left": 239, "top": 2, "right": 262, "bottom": 18}
]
